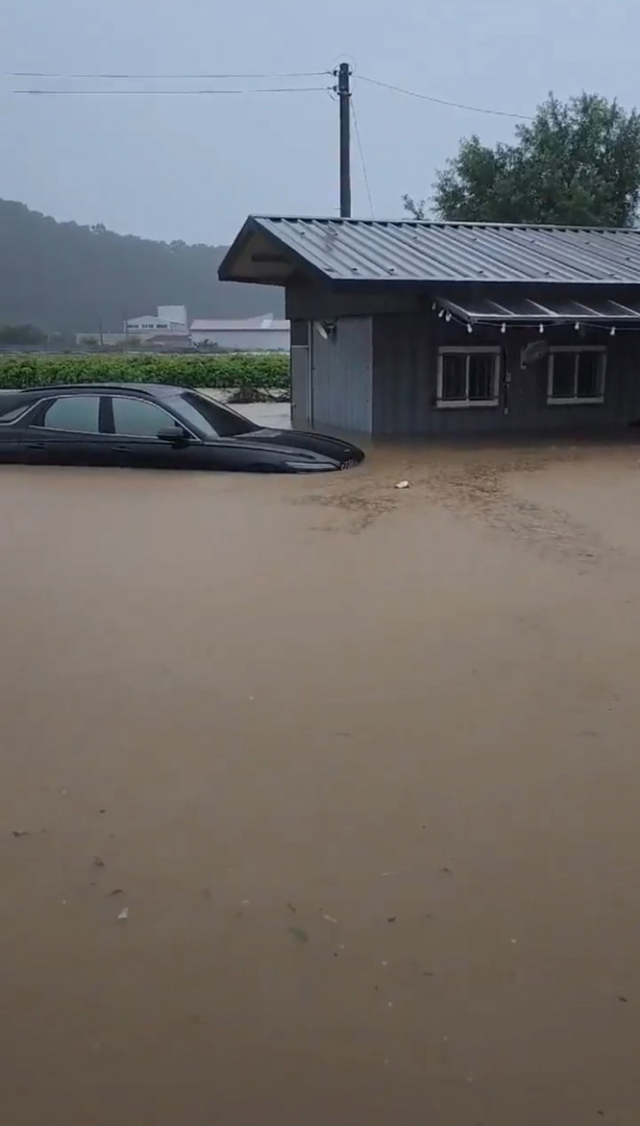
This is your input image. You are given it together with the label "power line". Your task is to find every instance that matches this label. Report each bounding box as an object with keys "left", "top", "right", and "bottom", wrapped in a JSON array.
[
  {"left": 6, "top": 64, "right": 533, "bottom": 118},
  {"left": 7, "top": 69, "right": 331, "bottom": 80},
  {"left": 14, "top": 86, "right": 331, "bottom": 96},
  {"left": 358, "top": 74, "right": 533, "bottom": 121},
  {"left": 351, "top": 97, "right": 374, "bottom": 218}
]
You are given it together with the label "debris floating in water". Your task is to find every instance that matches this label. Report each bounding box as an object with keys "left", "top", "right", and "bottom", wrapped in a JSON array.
[
  {"left": 395, "top": 480, "right": 410, "bottom": 489},
  {"left": 117, "top": 907, "right": 129, "bottom": 921}
]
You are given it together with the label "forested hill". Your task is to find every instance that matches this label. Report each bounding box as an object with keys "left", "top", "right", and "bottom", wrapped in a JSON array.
[{"left": 0, "top": 200, "right": 283, "bottom": 332}]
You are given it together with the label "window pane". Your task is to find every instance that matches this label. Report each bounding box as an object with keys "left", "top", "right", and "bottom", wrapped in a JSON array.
[
  {"left": 550, "top": 353, "right": 575, "bottom": 398},
  {"left": 0, "top": 399, "right": 29, "bottom": 422},
  {"left": 112, "top": 398, "right": 178, "bottom": 437},
  {"left": 41, "top": 396, "right": 101, "bottom": 432},
  {"left": 468, "top": 354, "right": 496, "bottom": 400},
  {"left": 576, "top": 352, "right": 601, "bottom": 398},
  {"left": 171, "top": 393, "right": 256, "bottom": 438},
  {"left": 440, "top": 354, "right": 466, "bottom": 400}
]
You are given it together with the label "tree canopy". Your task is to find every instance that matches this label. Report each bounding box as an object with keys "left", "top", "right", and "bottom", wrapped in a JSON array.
[
  {"left": 404, "top": 94, "right": 640, "bottom": 227},
  {"left": 0, "top": 200, "right": 282, "bottom": 333},
  {"left": 0, "top": 324, "right": 47, "bottom": 346}
]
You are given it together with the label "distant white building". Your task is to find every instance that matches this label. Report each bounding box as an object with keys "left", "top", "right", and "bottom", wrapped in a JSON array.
[
  {"left": 125, "top": 305, "right": 188, "bottom": 334},
  {"left": 189, "top": 314, "right": 290, "bottom": 351}
]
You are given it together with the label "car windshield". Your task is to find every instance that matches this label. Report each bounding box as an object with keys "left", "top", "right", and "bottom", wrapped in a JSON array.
[{"left": 170, "top": 392, "right": 259, "bottom": 438}]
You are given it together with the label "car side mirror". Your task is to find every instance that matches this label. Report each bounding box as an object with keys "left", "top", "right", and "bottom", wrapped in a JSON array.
[{"left": 157, "top": 426, "right": 191, "bottom": 444}]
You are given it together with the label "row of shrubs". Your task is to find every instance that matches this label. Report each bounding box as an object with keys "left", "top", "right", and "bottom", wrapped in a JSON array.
[{"left": 0, "top": 352, "right": 290, "bottom": 390}]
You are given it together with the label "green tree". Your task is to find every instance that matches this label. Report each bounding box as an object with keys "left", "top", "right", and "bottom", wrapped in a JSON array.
[
  {"left": 407, "top": 94, "right": 640, "bottom": 226},
  {"left": 401, "top": 194, "right": 426, "bottom": 220},
  {"left": 0, "top": 323, "right": 47, "bottom": 345}
]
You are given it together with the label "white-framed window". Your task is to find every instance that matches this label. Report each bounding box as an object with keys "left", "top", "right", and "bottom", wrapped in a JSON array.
[
  {"left": 437, "top": 347, "right": 500, "bottom": 408},
  {"left": 547, "top": 347, "right": 606, "bottom": 405}
]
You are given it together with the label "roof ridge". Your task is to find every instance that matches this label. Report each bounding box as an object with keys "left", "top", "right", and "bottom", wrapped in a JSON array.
[{"left": 252, "top": 215, "right": 640, "bottom": 232}]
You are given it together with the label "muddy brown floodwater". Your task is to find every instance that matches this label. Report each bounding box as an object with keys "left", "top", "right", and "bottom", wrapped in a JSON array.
[{"left": 2, "top": 442, "right": 640, "bottom": 1126}]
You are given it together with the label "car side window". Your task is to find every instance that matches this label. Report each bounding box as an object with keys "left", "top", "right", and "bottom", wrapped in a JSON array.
[
  {"left": 38, "top": 396, "right": 102, "bottom": 433},
  {"left": 0, "top": 402, "right": 30, "bottom": 423},
  {"left": 111, "top": 397, "right": 180, "bottom": 437}
]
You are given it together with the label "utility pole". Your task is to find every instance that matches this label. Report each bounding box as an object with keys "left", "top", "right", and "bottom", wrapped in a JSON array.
[{"left": 337, "top": 63, "right": 352, "bottom": 218}]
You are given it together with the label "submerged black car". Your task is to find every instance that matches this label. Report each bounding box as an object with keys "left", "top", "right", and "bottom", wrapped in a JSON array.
[{"left": 0, "top": 384, "right": 364, "bottom": 473}]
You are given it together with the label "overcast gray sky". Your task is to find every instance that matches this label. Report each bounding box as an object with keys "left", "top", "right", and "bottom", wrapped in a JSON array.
[{"left": 2, "top": 0, "right": 640, "bottom": 245}]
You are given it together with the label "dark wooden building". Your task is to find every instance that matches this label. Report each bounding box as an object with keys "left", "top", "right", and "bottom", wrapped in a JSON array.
[{"left": 219, "top": 218, "right": 640, "bottom": 436}]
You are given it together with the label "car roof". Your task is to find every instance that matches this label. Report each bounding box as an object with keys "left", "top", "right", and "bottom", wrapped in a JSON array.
[{"left": 12, "top": 382, "right": 184, "bottom": 399}]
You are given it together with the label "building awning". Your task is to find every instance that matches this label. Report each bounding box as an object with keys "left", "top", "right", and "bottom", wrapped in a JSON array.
[{"left": 434, "top": 293, "right": 640, "bottom": 325}]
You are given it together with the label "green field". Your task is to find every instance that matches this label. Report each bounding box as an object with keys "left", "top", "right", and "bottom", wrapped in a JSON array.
[{"left": 0, "top": 353, "right": 290, "bottom": 390}]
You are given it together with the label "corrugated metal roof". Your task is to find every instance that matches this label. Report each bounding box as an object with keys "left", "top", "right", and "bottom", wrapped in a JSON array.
[
  {"left": 436, "top": 293, "right": 640, "bottom": 323},
  {"left": 190, "top": 317, "right": 289, "bottom": 331},
  {"left": 238, "top": 218, "right": 640, "bottom": 285}
]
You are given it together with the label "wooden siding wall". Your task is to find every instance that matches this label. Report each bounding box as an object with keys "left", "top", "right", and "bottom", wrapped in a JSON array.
[
  {"left": 310, "top": 317, "right": 372, "bottom": 433},
  {"left": 372, "top": 311, "right": 640, "bottom": 435},
  {"left": 286, "top": 286, "right": 422, "bottom": 320},
  {"left": 287, "top": 287, "right": 640, "bottom": 436}
]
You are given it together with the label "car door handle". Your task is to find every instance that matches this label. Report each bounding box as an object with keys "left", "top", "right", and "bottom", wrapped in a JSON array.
[
  {"left": 25, "top": 442, "right": 46, "bottom": 450},
  {"left": 111, "top": 445, "right": 129, "bottom": 452}
]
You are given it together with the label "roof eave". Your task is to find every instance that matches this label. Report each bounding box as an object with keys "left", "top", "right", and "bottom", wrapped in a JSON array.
[
  {"left": 215, "top": 273, "right": 290, "bottom": 287},
  {"left": 223, "top": 274, "right": 640, "bottom": 291},
  {"left": 218, "top": 216, "right": 332, "bottom": 287},
  {"left": 327, "top": 275, "right": 640, "bottom": 287},
  {"left": 217, "top": 216, "right": 262, "bottom": 281}
]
